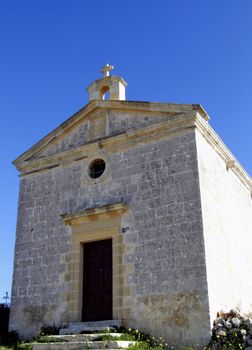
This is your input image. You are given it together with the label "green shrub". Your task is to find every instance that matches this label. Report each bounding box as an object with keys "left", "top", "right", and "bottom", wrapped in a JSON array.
[
  {"left": 207, "top": 324, "right": 247, "bottom": 349},
  {"left": 94, "top": 333, "right": 135, "bottom": 341},
  {"left": 37, "top": 325, "right": 60, "bottom": 336},
  {"left": 16, "top": 342, "right": 33, "bottom": 350},
  {"left": 128, "top": 342, "right": 163, "bottom": 350}
]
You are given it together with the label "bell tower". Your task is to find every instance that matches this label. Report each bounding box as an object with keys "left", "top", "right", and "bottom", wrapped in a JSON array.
[{"left": 86, "top": 64, "right": 127, "bottom": 101}]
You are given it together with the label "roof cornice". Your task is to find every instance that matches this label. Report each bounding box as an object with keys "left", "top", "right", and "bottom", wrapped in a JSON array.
[
  {"left": 14, "top": 112, "right": 197, "bottom": 174},
  {"left": 194, "top": 113, "right": 252, "bottom": 193},
  {"left": 12, "top": 100, "right": 208, "bottom": 166},
  {"left": 13, "top": 100, "right": 252, "bottom": 191},
  {"left": 12, "top": 102, "right": 251, "bottom": 194}
]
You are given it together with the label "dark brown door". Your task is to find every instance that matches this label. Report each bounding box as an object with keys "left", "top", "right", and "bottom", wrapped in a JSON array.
[{"left": 82, "top": 239, "right": 112, "bottom": 321}]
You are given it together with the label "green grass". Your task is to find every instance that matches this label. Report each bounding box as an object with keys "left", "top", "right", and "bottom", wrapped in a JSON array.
[
  {"left": 17, "top": 343, "right": 33, "bottom": 350},
  {"left": 128, "top": 341, "right": 163, "bottom": 350},
  {"left": 94, "top": 333, "right": 135, "bottom": 341},
  {"left": 35, "top": 336, "right": 65, "bottom": 343}
]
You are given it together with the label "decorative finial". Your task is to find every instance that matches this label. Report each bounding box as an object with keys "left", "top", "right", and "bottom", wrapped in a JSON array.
[{"left": 101, "top": 63, "right": 114, "bottom": 77}]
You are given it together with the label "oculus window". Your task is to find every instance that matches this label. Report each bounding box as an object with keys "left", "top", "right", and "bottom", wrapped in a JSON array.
[{"left": 88, "top": 159, "right": 106, "bottom": 179}]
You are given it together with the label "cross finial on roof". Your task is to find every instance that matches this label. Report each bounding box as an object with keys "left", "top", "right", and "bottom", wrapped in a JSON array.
[{"left": 101, "top": 63, "right": 114, "bottom": 77}]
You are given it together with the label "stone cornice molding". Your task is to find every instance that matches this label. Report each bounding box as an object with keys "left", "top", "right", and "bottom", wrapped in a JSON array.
[
  {"left": 61, "top": 203, "right": 128, "bottom": 226},
  {"left": 15, "top": 112, "right": 197, "bottom": 174},
  {"left": 13, "top": 100, "right": 208, "bottom": 166}
]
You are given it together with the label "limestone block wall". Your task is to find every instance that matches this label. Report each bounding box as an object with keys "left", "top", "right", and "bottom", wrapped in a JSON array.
[
  {"left": 10, "top": 128, "right": 210, "bottom": 347},
  {"left": 10, "top": 171, "right": 72, "bottom": 337},
  {"left": 196, "top": 129, "right": 252, "bottom": 325},
  {"left": 119, "top": 131, "right": 210, "bottom": 347}
]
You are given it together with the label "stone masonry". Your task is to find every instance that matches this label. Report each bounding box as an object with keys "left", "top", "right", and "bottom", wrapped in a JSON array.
[{"left": 10, "top": 67, "right": 252, "bottom": 348}]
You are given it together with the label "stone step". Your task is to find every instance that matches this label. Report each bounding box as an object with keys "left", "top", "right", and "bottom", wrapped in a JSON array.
[
  {"left": 60, "top": 320, "right": 121, "bottom": 335},
  {"left": 46, "top": 333, "right": 125, "bottom": 342},
  {"left": 32, "top": 340, "right": 135, "bottom": 350}
]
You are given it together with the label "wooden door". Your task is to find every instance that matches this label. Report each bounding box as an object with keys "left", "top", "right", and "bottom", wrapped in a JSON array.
[{"left": 82, "top": 239, "right": 112, "bottom": 321}]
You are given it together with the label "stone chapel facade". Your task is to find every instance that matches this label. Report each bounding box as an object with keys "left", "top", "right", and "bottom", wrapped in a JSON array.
[{"left": 10, "top": 65, "right": 252, "bottom": 347}]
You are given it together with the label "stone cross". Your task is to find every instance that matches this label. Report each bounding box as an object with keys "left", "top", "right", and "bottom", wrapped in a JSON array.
[{"left": 101, "top": 64, "right": 114, "bottom": 77}]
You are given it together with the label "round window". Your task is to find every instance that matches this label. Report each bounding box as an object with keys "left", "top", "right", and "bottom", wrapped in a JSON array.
[{"left": 88, "top": 159, "right": 106, "bottom": 179}]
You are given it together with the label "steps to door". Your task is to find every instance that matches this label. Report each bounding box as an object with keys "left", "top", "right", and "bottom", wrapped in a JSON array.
[
  {"left": 59, "top": 320, "right": 121, "bottom": 335},
  {"left": 29, "top": 320, "right": 137, "bottom": 350},
  {"left": 47, "top": 333, "right": 123, "bottom": 342},
  {"left": 31, "top": 332, "right": 136, "bottom": 350}
]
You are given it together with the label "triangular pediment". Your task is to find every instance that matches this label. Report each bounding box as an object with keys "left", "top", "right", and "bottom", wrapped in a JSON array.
[{"left": 13, "top": 100, "right": 208, "bottom": 168}]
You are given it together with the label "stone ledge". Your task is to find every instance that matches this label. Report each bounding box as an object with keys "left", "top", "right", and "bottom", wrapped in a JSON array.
[
  {"left": 14, "top": 112, "right": 198, "bottom": 174},
  {"left": 61, "top": 203, "right": 128, "bottom": 226},
  {"left": 32, "top": 341, "right": 135, "bottom": 350}
]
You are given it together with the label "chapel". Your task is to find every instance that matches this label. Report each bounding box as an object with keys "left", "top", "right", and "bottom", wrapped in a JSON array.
[{"left": 10, "top": 65, "right": 252, "bottom": 347}]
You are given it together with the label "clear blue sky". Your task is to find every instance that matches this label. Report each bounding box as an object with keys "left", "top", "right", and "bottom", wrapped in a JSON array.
[{"left": 0, "top": 0, "right": 252, "bottom": 301}]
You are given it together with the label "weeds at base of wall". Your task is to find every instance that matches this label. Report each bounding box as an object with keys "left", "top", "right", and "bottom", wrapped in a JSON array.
[{"left": 37, "top": 324, "right": 61, "bottom": 337}]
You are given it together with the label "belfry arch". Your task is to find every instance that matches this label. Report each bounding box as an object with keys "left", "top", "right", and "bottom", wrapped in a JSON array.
[{"left": 87, "top": 63, "right": 127, "bottom": 101}]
